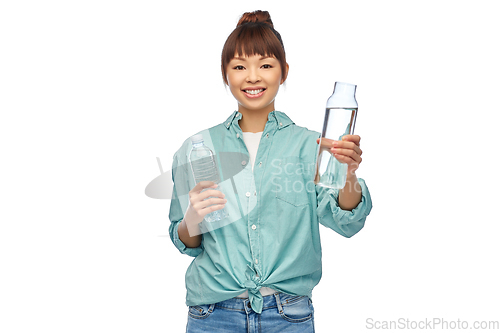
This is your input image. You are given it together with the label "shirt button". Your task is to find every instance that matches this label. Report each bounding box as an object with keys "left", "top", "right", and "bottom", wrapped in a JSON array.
[
  {"left": 236, "top": 133, "right": 240, "bottom": 138},
  {"left": 255, "top": 259, "right": 258, "bottom": 264},
  {"left": 251, "top": 224, "right": 256, "bottom": 230},
  {"left": 266, "top": 133, "right": 269, "bottom": 138},
  {"left": 279, "top": 122, "right": 283, "bottom": 126},
  {"left": 227, "top": 123, "right": 230, "bottom": 126},
  {"left": 242, "top": 160, "right": 247, "bottom": 166},
  {"left": 259, "top": 162, "right": 262, "bottom": 167},
  {"left": 246, "top": 192, "right": 251, "bottom": 197},
  {"left": 254, "top": 191, "right": 256, "bottom": 196}
]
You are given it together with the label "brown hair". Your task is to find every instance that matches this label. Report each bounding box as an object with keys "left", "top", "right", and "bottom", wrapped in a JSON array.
[{"left": 221, "top": 10, "right": 287, "bottom": 85}]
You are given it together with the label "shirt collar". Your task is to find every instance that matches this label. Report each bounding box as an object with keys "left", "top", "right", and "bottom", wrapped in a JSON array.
[
  {"left": 223, "top": 111, "right": 240, "bottom": 129},
  {"left": 224, "top": 110, "right": 294, "bottom": 130}
]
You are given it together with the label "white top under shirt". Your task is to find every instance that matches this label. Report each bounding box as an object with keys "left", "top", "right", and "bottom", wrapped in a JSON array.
[
  {"left": 242, "top": 131, "right": 263, "bottom": 171},
  {"left": 236, "top": 131, "right": 277, "bottom": 298}
]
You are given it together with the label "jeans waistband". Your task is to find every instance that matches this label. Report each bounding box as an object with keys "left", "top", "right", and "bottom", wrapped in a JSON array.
[{"left": 218, "top": 292, "right": 310, "bottom": 312}]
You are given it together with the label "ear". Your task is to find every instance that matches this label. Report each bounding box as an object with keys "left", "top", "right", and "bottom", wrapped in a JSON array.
[{"left": 280, "top": 63, "right": 290, "bottom": 84}]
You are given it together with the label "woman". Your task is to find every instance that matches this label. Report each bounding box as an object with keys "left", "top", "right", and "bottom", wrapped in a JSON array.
[{"left": 169, "top": 10, "right": 372, "bottom": 332}]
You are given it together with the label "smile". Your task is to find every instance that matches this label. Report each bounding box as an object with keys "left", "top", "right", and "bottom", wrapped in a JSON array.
[{"left": 243, "top": 88, "right": 266, "bottom": 98}]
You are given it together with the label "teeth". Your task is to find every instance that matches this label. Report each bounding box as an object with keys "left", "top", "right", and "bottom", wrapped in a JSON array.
[{"left": 245, "top": 89, "right": 264, "bottom": 95}]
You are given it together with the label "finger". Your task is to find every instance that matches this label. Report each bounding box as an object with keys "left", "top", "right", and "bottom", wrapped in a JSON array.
[
  {"left": 192, "top": 181, "right": 218, "bottom": 193},
  {"left": 199, "top": 204, "right": 227, "bottom": 217},
  {"left": 331, "top": 148, "right": 362, "bottom": 164},
  {"left": 317, "top": 137, "right": 336, "bottom": 149},
  {"left": 333, "top": 153, "right": 361, "bottom": 169},
  {"left": 198, "top": 189, "right": 226, "bottom": 201},
  {"left": 332, "top": 140, "right": 362, "bottom": 156},
  {"left": 341, "top": 135, "right": 361, "bottom": 146},
  {"left": 194, "top": 197, "right": 228, "bottom": 211}
]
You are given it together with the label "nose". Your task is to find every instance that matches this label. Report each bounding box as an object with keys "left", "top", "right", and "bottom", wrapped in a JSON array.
[{"left": 246, "top": 68, "right": 261, "bottom": 83}]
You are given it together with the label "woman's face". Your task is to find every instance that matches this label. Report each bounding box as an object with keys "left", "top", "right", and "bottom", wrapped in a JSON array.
[{"left": 226, "top": 54, "right": 286, "bottom": 115}]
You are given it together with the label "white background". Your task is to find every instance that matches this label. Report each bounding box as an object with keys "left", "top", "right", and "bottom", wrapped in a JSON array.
[{"left": 1, "top": 0, "right": 499, "bottom": 332}]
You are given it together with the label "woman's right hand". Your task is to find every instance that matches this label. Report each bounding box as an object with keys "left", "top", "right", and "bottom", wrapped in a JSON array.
[{"left": 184, "top": 181, "right": 227, "bottom": 229}]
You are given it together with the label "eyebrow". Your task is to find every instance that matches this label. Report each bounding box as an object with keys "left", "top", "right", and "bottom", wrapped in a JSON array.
[{"left": 231, "top": 56, "right": 274, "bottom": 61}]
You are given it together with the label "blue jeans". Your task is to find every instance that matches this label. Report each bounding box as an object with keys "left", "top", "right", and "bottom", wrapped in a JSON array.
[{"left": 186, "top": 292, "right": 315, "bottom": 333}]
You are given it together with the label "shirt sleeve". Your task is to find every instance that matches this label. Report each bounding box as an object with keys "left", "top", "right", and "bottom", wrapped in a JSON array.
[
  {"left": 168, "top": 152, "right": 204, "bottom": 257},
  {"left": 315, "top": 177, "right": 373, "bottom": 238}
]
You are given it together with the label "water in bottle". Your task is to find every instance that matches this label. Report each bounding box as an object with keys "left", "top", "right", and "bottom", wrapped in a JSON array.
[
  {"left": 314, "top": 82, "right": 358, "bottom": 189},
  {"left": 188, "top": 134, "right": 228, "bottom": 222}
]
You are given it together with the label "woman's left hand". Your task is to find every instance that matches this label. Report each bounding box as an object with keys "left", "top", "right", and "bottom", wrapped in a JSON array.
[{"left": 316, "top": 135, "right": 363, "bottom": 175}]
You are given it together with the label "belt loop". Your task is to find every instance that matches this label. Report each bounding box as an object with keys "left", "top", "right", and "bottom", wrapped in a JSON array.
[{"left": 275, "top": 292, "right": 283, "bottom": 314}]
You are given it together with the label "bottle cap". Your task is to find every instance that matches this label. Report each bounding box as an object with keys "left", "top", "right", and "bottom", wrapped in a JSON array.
[{"left": 191, "top": 134, "right": 204, "bottom": 144}]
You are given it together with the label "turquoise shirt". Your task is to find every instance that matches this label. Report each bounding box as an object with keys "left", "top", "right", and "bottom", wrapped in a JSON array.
[{"left": 169, "top": 110, "right": 372, "bottom": 314}]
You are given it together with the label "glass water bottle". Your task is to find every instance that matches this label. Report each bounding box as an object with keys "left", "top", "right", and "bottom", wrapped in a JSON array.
[{"left": 314, "top": 82, "right": 358, "bottom": 189}]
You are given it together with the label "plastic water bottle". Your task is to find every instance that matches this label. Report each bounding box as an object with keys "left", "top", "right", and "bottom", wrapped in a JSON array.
[
  {"left": 188, "top": 134, "right": 228, "bottom": 222},
  {"left": 314, "top": 82, "right": 358, "bottom": 189}
]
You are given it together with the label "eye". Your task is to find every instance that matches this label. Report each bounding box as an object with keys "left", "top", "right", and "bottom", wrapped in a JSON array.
[
  {"left": 233, "top": 65, "right": 245, "bottom": 70},
  {"left": 262, "top": 64, "right": 273, "bottom": 69}
]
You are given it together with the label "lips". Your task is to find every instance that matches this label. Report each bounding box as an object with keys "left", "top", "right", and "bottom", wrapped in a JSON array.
[{"left": 242, "top": 87, "right": 266, "bottom": 98}]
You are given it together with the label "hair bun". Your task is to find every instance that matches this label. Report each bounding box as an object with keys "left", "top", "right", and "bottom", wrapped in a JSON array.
[{"left": 237, "top": 10, "right": 274, "bottom": 28}]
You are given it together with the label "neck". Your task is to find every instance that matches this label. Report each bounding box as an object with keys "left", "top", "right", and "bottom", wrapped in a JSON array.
[{"left": 238, "top": 104, "right": 274, "bottom": 133}]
